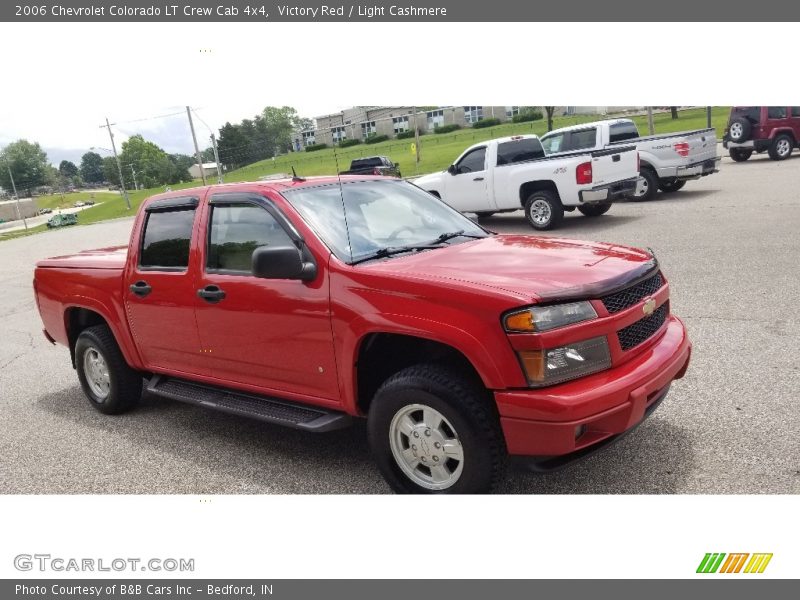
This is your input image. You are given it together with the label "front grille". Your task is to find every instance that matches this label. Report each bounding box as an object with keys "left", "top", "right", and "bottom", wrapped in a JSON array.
[
  {"left": 601, "top": 271, "right": 663, "bottom": 314},
  {"left": 617, "top": 303, "right": 668, "bottom": 351}
]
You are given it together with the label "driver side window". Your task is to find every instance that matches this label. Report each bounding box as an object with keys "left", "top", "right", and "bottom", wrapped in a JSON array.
[{"left": 456, "top": 147, "right": 487, "bottom": 174}]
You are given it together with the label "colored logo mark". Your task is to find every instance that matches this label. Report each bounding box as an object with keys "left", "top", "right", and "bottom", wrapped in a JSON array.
[{"left": 696, "top": 553, "right": 773, "bottom": 574}]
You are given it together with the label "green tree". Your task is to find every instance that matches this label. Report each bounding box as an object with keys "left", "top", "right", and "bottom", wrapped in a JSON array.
[
  {"left": 200, "top": 147, "right": 216, "bottom": 162},
  {"left": 0, "top": 139, "right": 50, "bottom": 195},
  {"left": 80, "top": 152, "right": 105, "bottom": 183},
  {"left": 119, "top": 134, "right": 180, "bottom": 188},
  {"left": 59, "top": 160, "right": 79, "bottom": 178},
  {"left": 217, "top": 121, "right": 250, "bottom": 169},
  {"left": 262, "top": 106, "right": 301, "bottom": 154},
  {"left": 102, "top": 156, "right": 122, "bottom": 186}
]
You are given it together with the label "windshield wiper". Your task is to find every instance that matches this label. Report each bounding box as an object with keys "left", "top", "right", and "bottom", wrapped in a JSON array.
[
  {"left": 350, "top": 244, "right": 440, "bottom": 266},
  {"left": 426, "top": 230, "right": 485, "bottom": 245}
]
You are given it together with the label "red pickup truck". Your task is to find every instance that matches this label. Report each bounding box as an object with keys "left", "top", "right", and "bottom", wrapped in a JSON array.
[{"left": 34, "top": 176, "right": 691, "bottom": 493}]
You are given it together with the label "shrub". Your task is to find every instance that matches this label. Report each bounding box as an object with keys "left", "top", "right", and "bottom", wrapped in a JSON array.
[
  {"left": 433, "top": 124, "right": 461, "bottom": 134},
  {"left": 304, "top": 143, "right": 328, "bottom": 152},
  {"left": 364, "top": 134, "right": 390, "bottom": 145},
  {"left": 472, "top": 118, "right": 502, "bottom": 129},
  {"left": 396, "top": 129, "right": 425, "bottom": 140},
  {"left": 338, "top": 139, "right": 361, "bottom": 148},
  {"left": 512, "top": 110, "right": 543, "bottom": 123}
]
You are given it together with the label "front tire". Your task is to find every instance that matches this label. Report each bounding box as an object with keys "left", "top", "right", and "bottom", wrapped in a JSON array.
[
  {"left": 632, "top": 168, "right": 658, "bottom": 201},
  {"left": 75, "top": 325, "right": 142, "bottom": 415},
  {"left": 367, "top": 364, "right": 506, "bottom": 494},
  {"left": 523, "top": 190, "right": 563, "bottom": 230},
  {"left": 578, "top": 203, "right": 611, "bottom": 217},
  {"left": 729, "top": 148, "right": 753, "bottom": 162},
  {"left": 768, "top": 134, "right": 793, "bottom": 161},
  {"left": 658, "top": 179, "right": 686, "bottom": 193}
]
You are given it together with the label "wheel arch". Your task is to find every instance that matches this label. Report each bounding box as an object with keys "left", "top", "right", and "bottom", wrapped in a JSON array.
[
  {"left": 518, "top": 180, "right": 561, "bottom": 207},
  {"left": 64, "top": 305, "right": 140, "bottom": 370}
]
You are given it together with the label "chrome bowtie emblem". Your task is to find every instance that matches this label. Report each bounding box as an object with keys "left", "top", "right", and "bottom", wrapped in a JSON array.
[{"left": 642, "top": 298, "right": 656, "bottom": 316}]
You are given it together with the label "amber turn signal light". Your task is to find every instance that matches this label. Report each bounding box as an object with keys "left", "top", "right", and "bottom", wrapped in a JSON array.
[
  {"left": 505, "top": 311, "right": 535, "bottom": 332},
  {"left": 518, "top": 350, "right": 545, "bottom": 383}
]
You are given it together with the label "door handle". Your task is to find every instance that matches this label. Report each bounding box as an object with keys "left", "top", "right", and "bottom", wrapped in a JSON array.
[
  {"left": 612, "top": 155, "right": 621, "bottom": 162},
  {"left": 129, "top": 280, "right": 152, "bottom": 297},
  {"left": 197, "top": 285, "right": 226, "bottom": 303},
  {"left": 473, "top": 176, "right": 485, "bottom": 181}
]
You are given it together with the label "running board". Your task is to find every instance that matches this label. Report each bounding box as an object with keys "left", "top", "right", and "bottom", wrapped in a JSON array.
[{"left": 146, "top": 375, "right": 352, "bottom": 432}]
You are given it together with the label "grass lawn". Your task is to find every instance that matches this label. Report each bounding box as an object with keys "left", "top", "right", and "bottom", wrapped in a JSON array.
[{"left": 1, "top": 107, "right": 731, "bottom": 240}]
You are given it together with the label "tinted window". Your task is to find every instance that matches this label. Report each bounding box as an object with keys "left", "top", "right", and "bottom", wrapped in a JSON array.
[
  {"left": 207, "top": 203, "right": 294, "bottom": 273},
  {"left": 140, "top": 209, "right": 196, "bottom": 269},
  {"left": 351, "top": 157, "right": 383, "bottom": 169},
  {"left": 767, "top": 107, "right": 787, "bottom": 119},
  {"left": 541, "top": 133, "right": 565, "bottom": 154},
  {"left": 456, "top": 147, "right": 486, "bottom": 173},
  {"left": 567, "top": 128, "right": 597, "bottom": 151},
  {"left": 792, "top": 108, "right": 800, "bottom": 118},
  {"left": 496, "top": 138, "right": 545, "bottom": 165},
  {"left": 731, "top": 107, "right": 760, "bottom": 123},
  {"left": 609, "top": 121, "right": 640, "bottom": 143}
]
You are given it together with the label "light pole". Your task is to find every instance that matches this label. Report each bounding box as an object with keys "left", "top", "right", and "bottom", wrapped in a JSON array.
[
  {"left": 97, "top": 119, "right": 132, "bottom": 210},
  {"left": 91, "top": 146, "right": 133, "bottom": 200}
]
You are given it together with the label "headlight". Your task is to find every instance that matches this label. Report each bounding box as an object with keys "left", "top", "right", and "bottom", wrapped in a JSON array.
[
  {"left": 517, "top": 336, "right": 611, "bottom": 387},
  {"left": 504, "top": 301, "right": 597, "bottom": 332}
]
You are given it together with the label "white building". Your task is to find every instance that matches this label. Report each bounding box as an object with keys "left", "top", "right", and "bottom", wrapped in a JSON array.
[{"left": 190, "top": 162, "right": 220, "bottom": 180}]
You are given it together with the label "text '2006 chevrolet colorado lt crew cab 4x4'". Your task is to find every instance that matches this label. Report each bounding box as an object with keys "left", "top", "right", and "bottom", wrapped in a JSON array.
[{"left": 34, "top": 176, "right": 691, "bottom": 493}]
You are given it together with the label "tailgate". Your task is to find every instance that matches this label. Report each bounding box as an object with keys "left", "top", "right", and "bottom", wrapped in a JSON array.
[
  {"left": 684, "top": 129, "right": 718, "bottom": 163},
  {"left": 589, "top": 146, "right": 638, "bottom": 185}
]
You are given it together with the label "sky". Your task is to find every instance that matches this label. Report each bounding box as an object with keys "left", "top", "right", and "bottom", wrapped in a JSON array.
[{"left": 0, "top": 24, "right": 358, "bottom": 165}]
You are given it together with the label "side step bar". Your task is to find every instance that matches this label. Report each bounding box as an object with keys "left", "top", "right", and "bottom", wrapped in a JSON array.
[{"left": 146, "top": 375, "right": 353, "bottom": 432}]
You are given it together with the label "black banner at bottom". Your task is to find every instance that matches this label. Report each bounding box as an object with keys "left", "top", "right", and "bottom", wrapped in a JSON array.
[{"left": 3, "top": 580, "right": 796, "bottom": 600}]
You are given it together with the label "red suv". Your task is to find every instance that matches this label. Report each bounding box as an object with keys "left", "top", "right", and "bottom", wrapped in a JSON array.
[{"left": 723, "top": 106, "right": 800, "bottom": 161}]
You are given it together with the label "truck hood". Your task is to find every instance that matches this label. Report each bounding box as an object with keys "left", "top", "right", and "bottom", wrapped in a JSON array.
[
  {"left": 36, "top": 246, "right": 128, "bottom": 270},
  {"left": 363, "top": 235, "right": 656, "bottom": 302}
]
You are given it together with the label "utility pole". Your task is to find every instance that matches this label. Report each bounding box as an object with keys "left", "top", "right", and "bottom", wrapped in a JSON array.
[
  {"left": 210, "top": 134, "right": 223, "bottom": 184},
  {"left": 647, "top": 107, "right": 655, "bottom": 135},
  {"left": 5, "top": 164, "right": 28, "bottom": 230},
  {"left": 100, "top": 118, "right": 131, "bottom": 210},
  {"left": 707, "top": 106, "right": 712, "bottom": 129},
  {"left": 413, "top": 106, "right": 420, "bottom": 167},
  {"left": 130, "top": 165, "right": 139, "bottom": 191},
  {"left": 187, "top": 106, "right": 207, "bottom": 186}
]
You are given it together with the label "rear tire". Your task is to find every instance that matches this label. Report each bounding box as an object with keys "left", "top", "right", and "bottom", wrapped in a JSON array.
[
  {"left": 578, "top": 203, "right": 611, "bottom": 217},
  {"left": 632, "top": 168, "right": 658, "bottom": 202},
  {"left": 75, "top": 325, "right": 142, "bottom": 415},
  {"left": 367, "top": 364, "right": 506, "bottom": 494},
  {"left": 523, "top": 190, "right": 563, "bottom": 230},
  {"left": 658, "top": 180, "right": 686, "bottom": 193},
  {"left": 768, "top": 134, "right": 793, "bottom": 161},
  {"left": 729, "top": 148, "right": 753, "bottom": 162}
]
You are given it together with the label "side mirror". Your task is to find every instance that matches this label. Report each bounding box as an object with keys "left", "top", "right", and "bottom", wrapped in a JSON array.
[
  {"left": 252, "top": 246, "right": 317, "bottom": 281},
  {"left": 447, "top": 164, "right": 457, "bottom": 175}
]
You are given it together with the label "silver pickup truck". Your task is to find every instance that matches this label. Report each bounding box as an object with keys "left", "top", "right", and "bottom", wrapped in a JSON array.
[{"left": 541, "top": 118, "right": 720, "bottom": 201}]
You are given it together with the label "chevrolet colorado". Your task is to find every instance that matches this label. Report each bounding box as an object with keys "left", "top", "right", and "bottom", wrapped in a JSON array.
[{"left": 34, "top": 176, "right": 691, "bottom": 493}]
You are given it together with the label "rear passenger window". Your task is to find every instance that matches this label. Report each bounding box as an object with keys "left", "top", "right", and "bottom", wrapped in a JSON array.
[
  {"left": 791, "top": 108, "right": 800, "bottom": 118},
  {"left": 767, "top": 107, "right": 787, "bottom": 119},
  {"left": 567, "top": 128, "right": 597, "bottom": 151},
  {"left": 207, "top": 203, "right": 294, "bottom": 273},
  {"left": 140, "top": 208, "right": 196, "bottom": 269},
  {"left": 496, "top": 138, "right": 545, "bottom": 165}
]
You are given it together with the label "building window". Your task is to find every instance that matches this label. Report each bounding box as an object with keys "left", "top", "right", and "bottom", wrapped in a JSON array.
[
  {"left": 426, "top": 110, "right": 444, "bottom": 130},
  {"left": 505, "top": 106, "right": 520, "bottom": 118},
  {"left": 392, "top": 116, "right": 409, "bottom": 135},
  {"left": 302, "top": 131, "right": 316, "bottom": 146},
  {"left": 361, "top": 121, "right": 376, "bottom": 138},
  {"left": 332, "top": 126, "right": 347, "bottom": 144},
  {"left": 464, "top": 106, "right": 484, "bottom": 124}
]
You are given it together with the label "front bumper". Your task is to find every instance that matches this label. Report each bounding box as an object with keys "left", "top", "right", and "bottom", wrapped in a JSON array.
[
  {"left": 496, "top": 315, "right": 691, "bottom": 461},
  {"left": 579, "top": 176, "right": 639, "bottom": 203}
]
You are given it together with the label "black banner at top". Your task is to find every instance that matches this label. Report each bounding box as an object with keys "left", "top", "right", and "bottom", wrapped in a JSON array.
[{"left": 2, "top": 0, "right": 799, "bottom": 21}]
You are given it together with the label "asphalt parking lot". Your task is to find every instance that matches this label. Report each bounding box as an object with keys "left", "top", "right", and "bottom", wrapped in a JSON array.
[{"left": 1, "top": 149, "right": 798, "bottom": 494}]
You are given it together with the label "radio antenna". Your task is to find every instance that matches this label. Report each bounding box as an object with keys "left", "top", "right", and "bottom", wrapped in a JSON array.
[{"left": 331, "top": 145, "right": 353, "bottom": 263}]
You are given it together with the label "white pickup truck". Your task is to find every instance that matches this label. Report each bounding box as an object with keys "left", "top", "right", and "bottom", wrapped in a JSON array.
[
  {"left": 540, "top": 118, "right": 720, "bottom": 201},
  {"left": 413, "top": 135, "right": 639, "bottom": 230}
]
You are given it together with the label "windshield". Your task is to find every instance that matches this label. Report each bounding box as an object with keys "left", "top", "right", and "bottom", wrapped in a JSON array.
[{"left": 282, "top": 179, "right": 488, "bottom": 264}]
